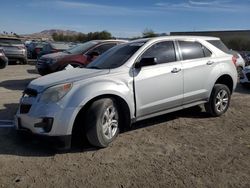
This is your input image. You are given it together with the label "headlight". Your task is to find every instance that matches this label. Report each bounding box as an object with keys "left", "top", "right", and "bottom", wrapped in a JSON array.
[
  {"left": 40, "top": 83, "right": 72, "bottom": 103},
  {"left": 0, "top": 52, "right": 4, "bottom": 56},
  {"left": 47, "top": 59, "right": 57, "bottom": 64}
]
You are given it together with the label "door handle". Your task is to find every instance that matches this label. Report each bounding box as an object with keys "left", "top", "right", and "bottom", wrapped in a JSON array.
[
  {"left": 207, "top": 61, "right": 214, "bottom": 65},
  {"left": 171, "top": 67, "right": 181, "bottom": 73}
]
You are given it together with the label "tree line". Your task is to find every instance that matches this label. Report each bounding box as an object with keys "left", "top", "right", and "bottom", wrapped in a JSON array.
[
  {"left": 52, "top": 29, "right": 250, "bottom": 51},
  {"left": 52, "top": 30, "right": 113, "bottom": 42}
]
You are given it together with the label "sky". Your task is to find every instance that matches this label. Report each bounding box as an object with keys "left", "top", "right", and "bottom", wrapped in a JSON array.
[{"left": 0, "top": 0, "right": 250, "bottom": 37}]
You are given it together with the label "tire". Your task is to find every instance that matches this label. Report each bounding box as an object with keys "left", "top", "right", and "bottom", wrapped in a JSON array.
[
  {"left": 86, "top": 98, "right": 120, "bottom": 147},
  {"left": 205, "top": 84, "right": 231, "bottom": 117},
  {"left": 0, "top": 62, "right": 6, "bottom": 69}
]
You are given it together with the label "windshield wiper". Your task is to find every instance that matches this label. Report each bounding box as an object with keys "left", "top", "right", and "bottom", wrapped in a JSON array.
[{"left": 64, "top": 50, "right": 71, "bottom": 54}]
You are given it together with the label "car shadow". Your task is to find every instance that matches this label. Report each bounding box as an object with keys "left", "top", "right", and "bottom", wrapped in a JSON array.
[
  {"left": 235, "top": 83, "right": 250, "bottom": 94},
  {"left": 131, "top": 105, "right": 209, "bottom": 131},
  {"left": 27, "top": 69, "right": 39, "bottom": 75},
  {"left": 0, "top": 103, "right": 19, "bottom": 120},
  {"left": 0, "top": 105, "right": 210, "bottom": 157},
  {"left": 0, "top": 78, "right": 34, "bottom": 90}
]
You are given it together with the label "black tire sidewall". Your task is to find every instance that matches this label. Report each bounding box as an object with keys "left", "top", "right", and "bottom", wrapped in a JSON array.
[{"left": 86, "top": 98, "right": 119, "bottom": 147}]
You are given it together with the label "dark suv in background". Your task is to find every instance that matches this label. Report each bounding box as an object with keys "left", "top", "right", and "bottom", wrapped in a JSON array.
[
  {"left": 37, "top": 42, "right": 74, "bottom": 59},
  {"left": 36, "top": 40, "right": 126, "bottom": 75},
  {"left": 0, "top": 37, "right": 27, "bottom": 64}
]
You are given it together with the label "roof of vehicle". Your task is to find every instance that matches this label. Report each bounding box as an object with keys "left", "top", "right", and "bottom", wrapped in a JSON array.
[
  {"left": 91, "top": 39, "right": 128, "bottom": 43},
  {"left": 50, "top": 42, "right": 73, "bottom": 50},
  {"left": 0, "top": 36, "right": 22, "bottom": 40},
  {"left": 131, "top": 36, "right": 220, "bottom": 43}
]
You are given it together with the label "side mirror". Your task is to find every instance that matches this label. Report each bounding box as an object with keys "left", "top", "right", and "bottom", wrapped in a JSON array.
[{"left": 135, "top": 57, "right": 157, "bottom": 68}]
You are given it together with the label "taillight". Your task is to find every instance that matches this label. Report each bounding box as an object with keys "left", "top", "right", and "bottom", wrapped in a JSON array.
[
  {"left": 17, "top": 46, "right": 25, "bottom": 50},
  {"left": 232, "top": 55, "right": 237, "bottom": 66}
]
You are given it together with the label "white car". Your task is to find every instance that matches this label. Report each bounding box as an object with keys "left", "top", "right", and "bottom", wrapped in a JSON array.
[{"left": 240, "top": 65, "right": 250, "bottom": 86}]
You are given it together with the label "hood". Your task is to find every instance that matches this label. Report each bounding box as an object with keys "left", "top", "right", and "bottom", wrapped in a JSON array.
[
  {"left": 41, "top": 52, "right": 67, "bottom": 60},
  {"left": 28, "top": 68, "right": 110, "bottom": 92}
]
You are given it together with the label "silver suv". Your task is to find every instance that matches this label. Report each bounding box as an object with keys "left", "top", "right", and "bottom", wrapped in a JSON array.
[
  {"left": 0, "top": 37, "right": 27, "bottom": 64},
  {"left": 15, "top": 36, "right": 237, "bottom": 148}
]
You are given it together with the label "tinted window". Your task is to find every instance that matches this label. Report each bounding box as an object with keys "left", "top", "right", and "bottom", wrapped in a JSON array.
[
  {"left": 90, "top": 43, "right": 117, "bottom": 54},
  {"left": 66, "top": 41, "right": 98, "bottom": 54},
  {"left": 179, "top": 41, "right": 206, "bottom": 60},
  {"left": 141, "top": 41, "right": 176, "bottom": 64},
  {"left": 0, "top": 38, "right": 22, "bottom": 45},
  {"left": 203, "top": 46, "right": 212, "bottom": 57},
  {"left": 87, "top": 42, "right": 145, "bottom": 69},
  {"left": 206, "top": 40, "right": 230, "bottom": 53}
]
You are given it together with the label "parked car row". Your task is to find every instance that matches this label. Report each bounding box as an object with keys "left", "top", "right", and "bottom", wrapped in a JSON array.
[
  {"left": 16, "top": 36, "right": 238, "bottom": 149},
  {"left": 26, "top": 41, "right": 75, "bottom": 59},
  {"left": 36, "top": 40, "right": 126, "bottom": 75}
]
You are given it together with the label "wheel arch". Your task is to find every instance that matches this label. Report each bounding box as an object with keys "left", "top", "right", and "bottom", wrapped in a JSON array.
[
  {"left": 214, "top": 74, "right": 234, "bottom": 93},
  {"left": 71, "top": 94, "right": 132, "bottom": 140}
]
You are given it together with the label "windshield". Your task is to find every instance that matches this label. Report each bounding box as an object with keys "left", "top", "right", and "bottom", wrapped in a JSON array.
[
  {"left": 65, "top": 41, "right": 98, "bottom": 54},
  {"left": 87, "top": 42, "right": 145, "bottom": 69}
]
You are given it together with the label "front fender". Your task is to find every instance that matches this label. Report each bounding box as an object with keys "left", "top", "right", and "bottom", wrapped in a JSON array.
[{"left": 64, "top": 79, "right": 135, "bottom": 134}]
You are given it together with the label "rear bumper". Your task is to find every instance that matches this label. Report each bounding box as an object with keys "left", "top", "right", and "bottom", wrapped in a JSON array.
[{"left": 6, "top": 54, "right": 27, "bottom": 62}]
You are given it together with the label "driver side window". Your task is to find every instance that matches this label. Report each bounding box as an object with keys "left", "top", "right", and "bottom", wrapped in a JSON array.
[{"left": 141, "top": 41, "right": 176, "bottom": 64}]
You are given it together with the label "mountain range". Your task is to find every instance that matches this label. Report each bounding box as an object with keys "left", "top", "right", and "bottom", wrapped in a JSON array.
[{"left": 22, "top": 29, "right": 81, "bottom": 39}]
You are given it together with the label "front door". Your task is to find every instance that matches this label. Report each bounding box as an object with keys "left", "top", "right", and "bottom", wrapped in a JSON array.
[{"left": 133, "top": 41, "right": 183, "bottom": 118}]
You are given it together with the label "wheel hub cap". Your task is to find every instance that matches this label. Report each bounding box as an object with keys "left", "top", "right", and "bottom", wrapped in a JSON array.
[
  {"left": 102, "top": 106, "right": 118, "bottom": 140},
  {"left": 215, "top": 89, "right": 229, "bottom": 112}
]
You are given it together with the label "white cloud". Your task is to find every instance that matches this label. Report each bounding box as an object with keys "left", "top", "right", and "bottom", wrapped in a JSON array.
[
  {"left": 28, "top": 0, "right": 157, "bottom": 16},
  {"left": 155, "top": 0, "right": 248, "bottom": 12}
]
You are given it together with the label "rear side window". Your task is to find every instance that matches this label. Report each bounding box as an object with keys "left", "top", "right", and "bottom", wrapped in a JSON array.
[
  {"left": 141, "top": 41, "right": 176, "bottom": 64},
  {"left": 206, "top": 40, "right": 230, "bottom": 53},
  {"left": 179, "top": 41, "right": 211, "bottom": 60},
  {"left": 0, "top": 38, "right": 22, "bottom": 45}
]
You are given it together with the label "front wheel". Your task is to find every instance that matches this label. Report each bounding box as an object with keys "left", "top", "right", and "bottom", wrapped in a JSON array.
[
  {"left": 86, "top": 98, "right": 119, "bottom": 147},
  {"left": 205, "top": 84, "right": 231, "bottom": 117}
]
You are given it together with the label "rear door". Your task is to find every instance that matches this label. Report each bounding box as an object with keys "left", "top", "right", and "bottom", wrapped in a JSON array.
[
  {"left": 134, "top": 40, "right": 183, "bottom": 117},
  {"left": 177, "top": 40, "right": 214, "bottom": 104}
]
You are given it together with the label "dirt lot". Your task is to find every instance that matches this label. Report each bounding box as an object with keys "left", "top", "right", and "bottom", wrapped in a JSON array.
[{"left": 0, "top": 64, "right": 249, "bottom": 187}]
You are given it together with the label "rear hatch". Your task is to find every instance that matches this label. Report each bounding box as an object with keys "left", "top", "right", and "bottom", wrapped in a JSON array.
[{"left": 0, "top": 38, "right": 25, "bottom": 55}]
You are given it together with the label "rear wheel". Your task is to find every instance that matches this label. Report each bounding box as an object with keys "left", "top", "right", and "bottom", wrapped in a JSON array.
[
  {"left": 205, "top": 84, "right": 231, "bottom": 117},
  {"left": 86, "top": 98, "right": 120, "bottom": 147},
  {"left": 0, "top": 62, "right": 7, "bottom": 69}
]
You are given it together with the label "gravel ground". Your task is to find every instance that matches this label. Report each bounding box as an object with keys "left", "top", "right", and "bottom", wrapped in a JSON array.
[{"left": 0, "top": 64, "right": 249, "bottom": 187}]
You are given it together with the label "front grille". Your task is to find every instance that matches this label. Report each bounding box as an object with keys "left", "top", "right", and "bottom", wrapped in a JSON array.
[
  {"left": 246, "top": 73, "right": 250, "bottom": 81},
  {"left": 37, "top": 58, "right": 47, "bottom": 66},
  {"left": 20, "top": 104, "right": 32, "bottom": 114},
  {"left": 23, "top": 88, "right": 38, "bottom": 97}
]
